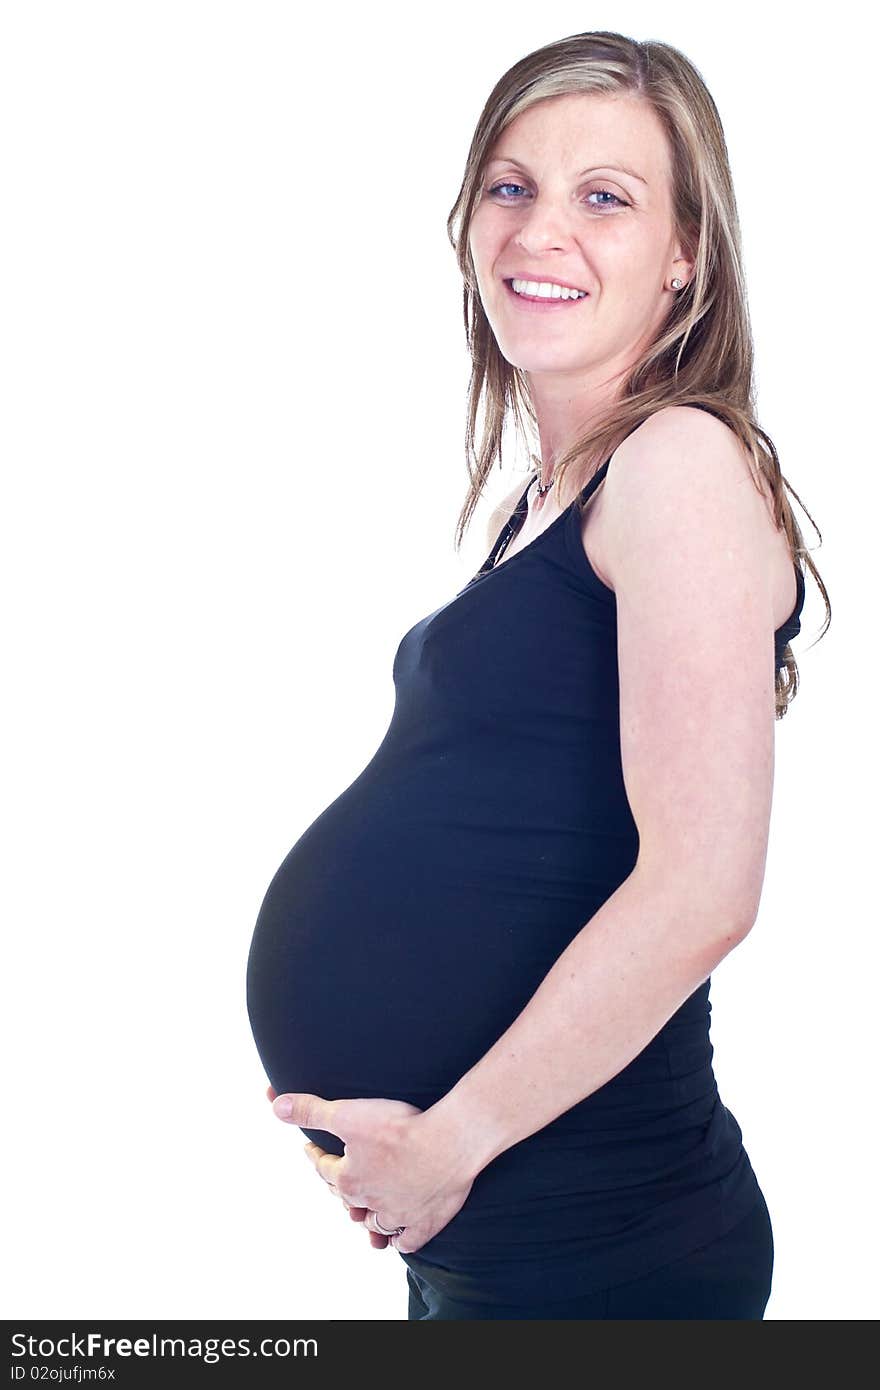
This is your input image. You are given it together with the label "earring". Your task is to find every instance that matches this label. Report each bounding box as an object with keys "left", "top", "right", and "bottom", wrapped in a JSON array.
[{"left": 671, "top": 278, "right": 684, "bottom": 290}]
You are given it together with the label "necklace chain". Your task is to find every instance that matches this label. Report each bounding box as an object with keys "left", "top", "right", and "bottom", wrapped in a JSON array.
[{"left": 530, "top": 452, "right": 555, "bottom": 497}]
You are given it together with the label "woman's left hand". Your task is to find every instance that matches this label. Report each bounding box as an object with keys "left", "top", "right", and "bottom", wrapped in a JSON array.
[{"left": 265, "top": 1085, "right": 475, "bottom": 1254}]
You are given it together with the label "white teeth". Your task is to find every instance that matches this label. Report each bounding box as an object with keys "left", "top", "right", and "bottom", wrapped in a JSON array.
[{"left": 511, "top": 278, "right": 587, "bottom": 300}]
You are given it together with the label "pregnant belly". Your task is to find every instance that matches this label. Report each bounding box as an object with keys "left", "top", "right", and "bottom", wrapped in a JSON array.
[
  {"left": 245, "top": 792, "right": 619, "bottom": 1155},
  {"left": 244, "top": 785, "right": 741, "bottom": 1286}
]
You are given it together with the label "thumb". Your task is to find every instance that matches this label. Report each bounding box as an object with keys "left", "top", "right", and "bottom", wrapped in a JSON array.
[{"left": 272, "top": 1091, "right": 343, "bottom": 1135}]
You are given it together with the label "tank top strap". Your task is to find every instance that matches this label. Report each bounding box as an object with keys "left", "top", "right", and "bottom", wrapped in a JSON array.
[
  {"left": 575, "top": 418, "right": 649, "bottom": 505},
  {"left": 576, "top": 456, "right": 612, "bottom": 506},
  {"left": 480, "top": 438, "right": 627, "bottom": 579},
  {"left": 478, "top": 475, "right": 535, "bottom": 574}
]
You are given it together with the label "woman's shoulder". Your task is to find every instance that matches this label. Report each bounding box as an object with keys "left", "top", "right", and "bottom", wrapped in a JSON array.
[
  {"left": 614, "top": 403, "right": 743, "bottom": 456},
  {"left": 573, "top": 406, "right": 737, "bottom": 590},
  {"left": 600, "top": 404, "right": 767, "bottom": 525},
  {"left": 596, "top": 405, "right": 796, "bottom": 631}
]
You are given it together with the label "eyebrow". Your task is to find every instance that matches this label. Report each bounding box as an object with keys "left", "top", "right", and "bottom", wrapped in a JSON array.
[{"left": 485, "top": 155, "right": 647, "bottom": 185}]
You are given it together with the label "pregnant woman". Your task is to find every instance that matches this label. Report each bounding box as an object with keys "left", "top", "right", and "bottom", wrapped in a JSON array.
[{"left": 247, "top": 30, "right": 826, "bottom": 1320}]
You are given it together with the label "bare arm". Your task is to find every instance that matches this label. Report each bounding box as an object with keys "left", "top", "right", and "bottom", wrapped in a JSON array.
[{"left": 422, "top": 406, "right": 779, "bottom": 1178}]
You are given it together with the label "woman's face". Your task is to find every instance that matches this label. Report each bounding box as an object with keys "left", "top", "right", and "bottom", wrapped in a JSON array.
[{"left": 468, "top": 92, "right": 690, "bottom": 384}]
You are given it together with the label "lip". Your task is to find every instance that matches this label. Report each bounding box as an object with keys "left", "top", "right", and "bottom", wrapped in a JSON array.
[{"left": 503, "top": 278, "right": 589, "bottom": 310}]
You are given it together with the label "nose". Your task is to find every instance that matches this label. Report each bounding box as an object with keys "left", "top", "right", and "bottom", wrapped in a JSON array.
[{"left": 514, "top": 197, "right": 579, "bottom": 256}]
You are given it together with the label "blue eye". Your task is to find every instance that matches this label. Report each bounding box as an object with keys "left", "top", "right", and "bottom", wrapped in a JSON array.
[
  {"left": 588, "top": 189, "right": 626, "bottom": 208},
  {"left": 487, "top": 182, "right": 627, "bottom": 209},
  {"left": 488, "top": 182, "right": 527, "bottom": 199}
]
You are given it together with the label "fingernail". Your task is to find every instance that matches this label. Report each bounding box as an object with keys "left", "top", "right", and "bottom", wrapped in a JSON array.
[{"left": 274, "top": 1098, "right": 293, "bottom": 1118}]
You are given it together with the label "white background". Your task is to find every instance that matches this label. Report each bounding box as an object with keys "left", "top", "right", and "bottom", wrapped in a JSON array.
[{"left": 2, "top": 1, "right": 875, "bottom": 1322}]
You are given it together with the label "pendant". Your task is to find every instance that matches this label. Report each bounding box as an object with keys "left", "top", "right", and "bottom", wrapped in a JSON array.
[{"left": 531, "top": 452, "right": 555, "bottom": 497}]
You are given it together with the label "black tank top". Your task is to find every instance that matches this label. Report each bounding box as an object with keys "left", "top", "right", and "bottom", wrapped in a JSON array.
[{"left": 246, "top": 434, "right": 805, "bottom": 1304}]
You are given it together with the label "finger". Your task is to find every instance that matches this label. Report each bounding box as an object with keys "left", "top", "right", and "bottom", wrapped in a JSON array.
[
  {"left": 344, "top": 1200, "right": 373, "bottom": 1223},
  {"left": 302, "top": 1140, "right": 345, "bottom": 1187},
  {"left": 328, "top": 1193, "right": 384, "bottom": 1243},
  {"left": 391, "top": 1229, "right": 421, "bottom": 1255},
  {"left": 303, "top": 1140, "right": 327, "bottom": 1166},
  {"left": 365, "top": 1211, "right": 407, "bottom": 1240},
  {"left": 266, "top": 1085, "right": 277, "bottom": 1103},
  {"left": 272, "top": 1092, "right": 341, "bottom": 1135},
  {"left": 339, "top": 1198, "right": 371, "bottom": 1226},
  {"left": 326, "top": 1190, "right": 386, "bottom": 1244}
]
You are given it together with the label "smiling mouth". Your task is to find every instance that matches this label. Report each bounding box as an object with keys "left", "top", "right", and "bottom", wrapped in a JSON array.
[{"left": 503, "top": 279, "right": 590, "bottom": 308}]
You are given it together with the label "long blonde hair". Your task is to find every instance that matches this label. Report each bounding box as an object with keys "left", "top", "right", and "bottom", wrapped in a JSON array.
[{"left": 446, "top": 29, "right": 828, "bottom": 719}]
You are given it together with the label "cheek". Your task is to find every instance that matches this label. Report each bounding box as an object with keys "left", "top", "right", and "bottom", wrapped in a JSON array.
[
  {"left": 601, "top": 243, "right": 662, "bottom": 299},
  {"left": 468, "top": 205, "right": 499, "bottom": 259}
]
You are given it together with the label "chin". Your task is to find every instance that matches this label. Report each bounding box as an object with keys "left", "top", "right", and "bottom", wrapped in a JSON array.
[{"left": 499, "top": 344, "right": 592, "bottom": 374}]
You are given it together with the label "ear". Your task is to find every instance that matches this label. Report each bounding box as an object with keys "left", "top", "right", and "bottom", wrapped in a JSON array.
[{"left": 671, "top": 239, "right": 696, "bottom": 288}]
